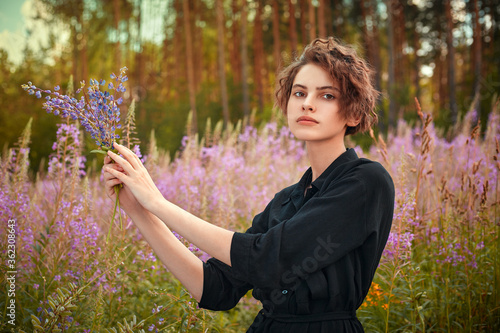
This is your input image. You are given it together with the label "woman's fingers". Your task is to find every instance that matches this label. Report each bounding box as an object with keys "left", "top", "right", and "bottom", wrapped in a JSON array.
[
  {"left": 105, "top": 178, "right": 122, "bottom": 194},
  {"left": 107, "top": 143, "right": 145, "bottom": 174},
  {"left": 103, "top": 166, "right": 123, "bottom": 198},
  {"left": 105, "top": 165, "right": 128, "bottom": 182},
  {"left": 103, "top": 164, "right": 124, "bottom": 180},
  {"left": 112, "top": 143, "right": 136, "bottom": 164},
  {"left": 107, "top": 150, "right": 135, "bottom": 175},
  {"left": 106, "top": 178, "right": 123, "bottom": 188},
  {"left": 112, "top": 142, "right": 143, "bottom": 168}
]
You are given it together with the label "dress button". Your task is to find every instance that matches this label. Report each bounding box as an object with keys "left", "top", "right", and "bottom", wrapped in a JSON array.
[{"left": 282, "top": 290, "right": 288, "bottom": 295}]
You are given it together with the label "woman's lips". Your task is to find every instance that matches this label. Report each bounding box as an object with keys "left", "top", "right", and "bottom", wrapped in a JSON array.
[{"left": 297, "top": 116, "right": 318, "bottom": 124}]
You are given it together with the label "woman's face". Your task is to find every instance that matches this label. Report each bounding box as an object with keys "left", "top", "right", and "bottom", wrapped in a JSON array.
[{"left": 286, "top": 63, "right": 357, "bottom": 146}]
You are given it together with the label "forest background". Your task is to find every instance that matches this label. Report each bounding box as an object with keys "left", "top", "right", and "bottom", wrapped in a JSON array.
[{"left": 1, "top": 0, "right": 499, "bottom": 171}]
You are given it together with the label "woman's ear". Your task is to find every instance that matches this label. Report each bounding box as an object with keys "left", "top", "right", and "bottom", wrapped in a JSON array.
[{"left": 346, "top": 116, "right": 360, "bottom": 128}]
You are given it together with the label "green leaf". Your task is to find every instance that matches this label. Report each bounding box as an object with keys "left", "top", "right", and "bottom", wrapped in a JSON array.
[
  {"left": 90, "top": 149, "right": 108, "bottom": 155},
  {"left": 31, "top": 314, "right": 42, "bottom": 326},
  {"left": 32, "top": 323, "right": 44, "bottom": 331}
]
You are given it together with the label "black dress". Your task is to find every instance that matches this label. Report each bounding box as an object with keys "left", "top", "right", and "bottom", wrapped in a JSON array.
[{"left": 199, "top": 148, "right": 395, "bottom": 332}]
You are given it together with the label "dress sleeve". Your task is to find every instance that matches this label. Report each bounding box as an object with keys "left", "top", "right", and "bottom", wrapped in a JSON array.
[
  {"left": 198, "top": 258, "right": 253, "bottom": 311},
  {"left": 198, "top": 193, "right": 279, "bottom": 310},
  {"left": 229, "top": 164, "right": 394, "bottom": 291}
]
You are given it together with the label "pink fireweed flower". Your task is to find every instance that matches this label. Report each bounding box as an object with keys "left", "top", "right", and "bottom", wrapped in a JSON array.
[{"left": 21, "top": 67, "right": 128, "bottom": 151}]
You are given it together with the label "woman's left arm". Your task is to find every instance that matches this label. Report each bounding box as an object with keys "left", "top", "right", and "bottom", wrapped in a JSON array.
[{"left": 105, "top": 142, "right": 235, "bottom": 267}]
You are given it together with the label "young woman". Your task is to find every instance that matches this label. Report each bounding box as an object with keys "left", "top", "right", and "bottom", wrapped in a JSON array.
[{"left": 103, "top": 37, "right": 395, "bottom": 332}]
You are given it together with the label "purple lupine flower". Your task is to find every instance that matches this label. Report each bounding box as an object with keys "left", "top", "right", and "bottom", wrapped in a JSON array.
[{"left": 21, "top": 67, "right": 128, "bottom": 151}]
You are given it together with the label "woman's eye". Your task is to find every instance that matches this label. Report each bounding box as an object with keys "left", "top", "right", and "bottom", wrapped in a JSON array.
[
  {"left": 293, "top": 91, "right": 305, "bottom": 97},
  {"left": 323, "top": 94, "right": 335, "bottom": 100}
]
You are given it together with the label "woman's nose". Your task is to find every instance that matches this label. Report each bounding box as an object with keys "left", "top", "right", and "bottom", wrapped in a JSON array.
[{"left": 302, "top": 99, "right": 316, "bottom": 112}]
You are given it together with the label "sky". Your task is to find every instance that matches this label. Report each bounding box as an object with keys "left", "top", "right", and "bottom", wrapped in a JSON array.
[
  {"left": 0, "top": 1, "right": 24, "bottom": 32},
  {"left": 0, "top": 0, "right": 66, "bottom": 66},
  {"left": 0, "top": 0, "right": 35, "bottom": 65},
  {"left": 0, "top": 0, "right": 168, "bottom": 66},
  {"left": 0, "top": 0, "right": 26, "bottom": 64}
]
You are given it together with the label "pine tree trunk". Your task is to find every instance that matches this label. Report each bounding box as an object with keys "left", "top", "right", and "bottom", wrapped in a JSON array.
[
  {"left": 253, "top": 0, "right": 264, "bottom": 113},
  {"left": 411, "top": 22, "right": 421, "bottom": 103},
  {"left": 318, "top": 0, "right": 326, "bottom": 38},
  {"left": 113, "top": 0, "right": 121, "bottom": 68},
  {"left": 472, "top": 0, "right": 482, "bottom": 115},
  {"left": 161, "top": 31, "right": 170, "bottom": 101},
  {"left": 360, "top": 0, "right": 370, "bottom": 58},
  {"left": 445, "top": 0, "right": 458, "bottom": 124},
  {"left": 396, "top": 2, "right": 405, "bottom": 87},
  {"left": 216, "top": 0, "right": 230, "bottom": 127},
  {"left": 487, "top": 0, "right": 498, "bottom": 77},
  {"left": 183, "top": 0, "right": 198, "bottom": 133},
  {"left": 172, "top": 0, "right": 183, "bottom": 101},
  {"left": 308, "top": 0, "right": 316, "bottom": 42},
  {"left": 436, "top": 25, "right": 446, "bottom": 112},
  {"left": 191, "top": 0, "right": 202, "bottom": 91},
  {"left": 272, "top": 0, "right": 282, "bottom": 72},
  {"left": 299, "top": 0, "right": 308, "bottom": 46},
  {"left": 323, "top": 0, "right": 333, "bottom": 36},
  {"left": 361, "top": 0, "right": 383, "bottom": 131},
  {"left": 387, "top": 0, "right": 397, "bottom": 129},
  {"left": 288, "top": 0, "right": 298, "bottom": 56},
  {"left": 135, "top": 0, "right": 146, "bottom": 124},
  {"left": 230, "top": 0, "right": 241, "bottom": 84},
  {"left": 369, "top": 1, "right": 381, "bottom": 93},
  {"left": 240, "top": 0, "right": 250, "bottom": 120}
]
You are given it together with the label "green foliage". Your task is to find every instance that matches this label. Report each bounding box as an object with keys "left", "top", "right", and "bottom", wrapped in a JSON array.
[{"left": 32, "top": 282, "right": 85, "bottom": 332}]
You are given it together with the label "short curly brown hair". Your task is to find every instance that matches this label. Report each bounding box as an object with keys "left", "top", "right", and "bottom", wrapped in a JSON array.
[{"left": 275, "top": 37, "right": 379, "bottom": 136}]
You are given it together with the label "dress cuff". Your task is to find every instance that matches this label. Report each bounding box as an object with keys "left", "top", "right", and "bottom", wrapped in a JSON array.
[
  {"left": 230, "top": 231, "right": 255, "bottom": 281},
  {"left": 198, "top": 261, "right": 217, "bottom": 309}
]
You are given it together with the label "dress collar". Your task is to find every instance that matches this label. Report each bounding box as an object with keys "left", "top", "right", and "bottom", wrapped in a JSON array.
[
  {"left": 310, "top": 148, "right": 359, "bottom": 191},
  {"left": 290, "top": 148, "right": 359, "bottom": 209}
]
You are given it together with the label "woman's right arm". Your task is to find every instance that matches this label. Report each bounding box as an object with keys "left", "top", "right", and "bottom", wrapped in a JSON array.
[
  {"left": 103, "top": 157, "right": 204, "bottom": 301},
  {"left": 127, "top": 210, "right": 204, "bottom": 301}
]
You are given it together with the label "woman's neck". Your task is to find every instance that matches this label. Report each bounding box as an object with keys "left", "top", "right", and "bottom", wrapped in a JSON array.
[{"left": 306, "top": 140, "right": 346, "bottom": 182}]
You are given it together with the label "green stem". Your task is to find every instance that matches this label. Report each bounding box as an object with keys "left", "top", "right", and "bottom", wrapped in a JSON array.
[
  {"left": 117, "top": 186, "right": 123, "bottom": 231},
  {"left": 107, "top": 187, "right": 120, "bottom": 243},
  {"left": 90, "top": 147, "right": 123, "bottom": 242}
]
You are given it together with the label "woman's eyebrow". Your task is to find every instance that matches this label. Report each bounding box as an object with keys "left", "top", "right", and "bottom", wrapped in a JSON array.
[
  {"left": 292, "top": 83, "right": 339, "bottom": 93},
  {"left": 317, "top": 85, "right": 340, "bottom": 93},
  {"left": 292, "top": 84, "right": 307, "bottom": 90}
]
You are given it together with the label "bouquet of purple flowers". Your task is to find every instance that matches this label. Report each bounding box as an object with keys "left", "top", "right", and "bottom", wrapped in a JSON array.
[
  {"left": 22, "top": 67, "right": 128, "bottom": 153},
  {"left": 22, "top": 67, "right": 129, "bottom": 241}
]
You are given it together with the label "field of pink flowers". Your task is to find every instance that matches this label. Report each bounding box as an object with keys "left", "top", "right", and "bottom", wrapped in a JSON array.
[{"left": 1, "top": 102, "right": 499, "bottom": 332}]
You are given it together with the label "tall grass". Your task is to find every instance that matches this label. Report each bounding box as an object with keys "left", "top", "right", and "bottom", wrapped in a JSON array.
[
  {"left": 359, "top": 99, "right": 500, "bottom": 332},
  {"left": 1, "top": 100, "right": 499, "bottom": 332}
]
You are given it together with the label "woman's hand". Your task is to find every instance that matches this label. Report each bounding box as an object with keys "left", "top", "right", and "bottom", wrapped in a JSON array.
[
  {"left": 103, "top": 154, "right": 145, "bottom": 216},
  {"left": 104, "top": 142, "right": 164, "bottom": 213}
]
